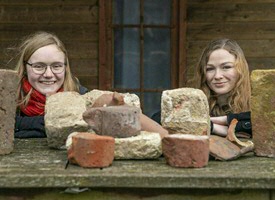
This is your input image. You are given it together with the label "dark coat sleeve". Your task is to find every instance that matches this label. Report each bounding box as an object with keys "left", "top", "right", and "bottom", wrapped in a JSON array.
[
  {"left": 15, "top": 115, "right": 46, "bottom": 138},
  {"left": 151, "top": 110, "right": 161, "bottom": 125},
  {"left": 227, "top": 111, "right": 252, "bottom": 136},
  {"left": 79, "top": 85, "right": 89, "bottom": 95}
]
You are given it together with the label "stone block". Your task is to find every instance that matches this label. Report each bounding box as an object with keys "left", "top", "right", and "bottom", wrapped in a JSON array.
[
  {"left": 162, "top": 134, "right": 209, "bottom": 168},
  {"left": 83, "top": 105, "right": 141, "bottom": 138},
  {"left": 45, "top": 92, "right": 89, "bottom": 149},
  {"left": 0, "top": 70, "right": 18, "bottom": 155},
  {"left": 115, "top": 131, "right": 162, "bottom": 159},
  {"left": 161, "top": 88, "right": 210, "bottom": 135},
  {"left": 251, "top": 69, "right": 275, "bottom": 157},
  {"left": 83, "top": 89, "right": 140, "bottom": 108},
  {"left": 67, "top": 132, "right": 115, "bottom": 168}
]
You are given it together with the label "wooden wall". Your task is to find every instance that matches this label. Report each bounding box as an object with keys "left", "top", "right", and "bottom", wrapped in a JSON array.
[
  {"left": 0, "top": 0, "right": 99, "bottom": 90},
  {"left": 186, "top": 0, "right": 275, "bottom": 82},
  {"left": 1, "top": 0, "right": 275, "bottom": 90}
]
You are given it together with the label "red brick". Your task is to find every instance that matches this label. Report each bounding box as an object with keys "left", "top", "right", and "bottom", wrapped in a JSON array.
[
  {"left": 83, "top": 105, "right": 141, "bottom": 138},
  {"left": 162, "top": 134, "right": 209, "bottom": 168},
  {"left": 67, "top": 132, "right": 115, "bottom": 168}
]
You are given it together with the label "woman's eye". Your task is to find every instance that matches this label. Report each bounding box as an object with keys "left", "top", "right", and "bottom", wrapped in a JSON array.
[
  {"left": 33, "top": 64, "right": 44, "bottom": 69},
  {"left": 206, "top": 67, "right": 214, "bottom": 72},
  {"left": 223, "top": 65, "right": 233, "bottom": 69}
]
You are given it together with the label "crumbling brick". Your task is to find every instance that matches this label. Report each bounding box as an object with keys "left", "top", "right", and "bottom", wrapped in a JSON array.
[
  {"left": 0, "top": 70, "right": 18, "bottom": 155},
  {"left": 83, "top": 105, "right": 141, "bottom": 138},
  {"left": 162, "top": 134, "right": 209, "bottom": 168},
  {"left": 67, "top": 132, "right": 115, "bottom": 168}
]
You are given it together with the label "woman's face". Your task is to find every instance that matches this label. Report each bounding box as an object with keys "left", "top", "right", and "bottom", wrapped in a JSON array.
[
  {"left": 205, "top": 49, "right": 239, "bottom": 95},
  {"left": 26, "top": 44, "right": 66, "bottom": 96}
]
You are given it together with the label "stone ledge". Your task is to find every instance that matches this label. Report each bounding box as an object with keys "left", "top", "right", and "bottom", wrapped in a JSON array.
[{"left": 0, "top": 139, "right": 274, "bottom": 189}]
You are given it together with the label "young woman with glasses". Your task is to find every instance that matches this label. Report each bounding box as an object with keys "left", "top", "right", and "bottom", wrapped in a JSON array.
[
  {"left": 14, "top": 31, "right": 88, "bottom": 138},
  {"left": 14, "top": 31, "right": 168, "bottom": 139}
]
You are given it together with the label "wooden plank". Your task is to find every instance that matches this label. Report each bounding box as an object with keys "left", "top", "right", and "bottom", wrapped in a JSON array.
[
  {"left": 0, "top": 5, "right": 98, "bottom": 23},
  {"left": 187, "top": 40, "right": 275, "bottom": 57},
  {"left": 77, "top": 75, "right": 98, "bottom": 90},
  {"left": 0, "top": 139, "right": 275, "bottom": 189},
  {"left": 188, "top": 2, "right": 275, "bottom": 22},
  {"left": 178, "top": 0, "right": 187, "bottom": 87},
  {"left": 70, "top": 59, "right": 98, "bottom": 76},
  {"left": 188, "top": 22, "right": 275, "bottom": 40},
  {"left": 0, "top": 0, "right": 97, "bottom": 6},
  {"left": 189, "top": 0, "right": 275, "bottom": 4},
  {"left": 0, "top": 41, "right": 98, "bottom": 59},
  {"left": 0, "top": 24, "right": 98, "bottom": 42}
]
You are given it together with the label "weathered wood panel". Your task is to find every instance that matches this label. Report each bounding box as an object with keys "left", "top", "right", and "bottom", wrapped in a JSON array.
[
  {"left": 0, "top": 0, "right": 99, "bottom": 90},
  {"left": 188, "top": 22, "right": 275, "bottom": 40},
  {"left": 186, "top": 0, "right": 275, "bottom": 83}
]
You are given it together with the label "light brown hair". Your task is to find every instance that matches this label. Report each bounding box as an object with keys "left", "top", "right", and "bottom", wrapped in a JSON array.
[
  {"left": 194, "top": 38, "right": 251, "bottom": 116},
  {"left": 14, "top": 31, "right": 80, "bottom": 106}
]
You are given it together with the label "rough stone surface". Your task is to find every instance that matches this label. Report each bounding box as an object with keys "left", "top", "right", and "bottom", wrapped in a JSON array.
[
  {"left": 83, "top": 89, "right": 140, "bottom": 108},
  {"left": 83, "top": 105, "right": 141, "bottom": 138},
  {"left": 161, "top": 88, "right": 210, "bottom": 135},
  {"left": 45, "top": 92, "right": 89, "bottom": 149},
  {"left": 251, "top": 69, "right": 275, "bottom": 157},
  {"left": 162, "top": 134, "right": 209, "bottom": 168},
  {"left": 0, "top": 70, "right": 18, "bottom": 155},
  {"left": 115, "top": 131, "right": 162, "bottom": 159},
  {"left": 67, "top": 132, "right": 115, "bottom": 168}
]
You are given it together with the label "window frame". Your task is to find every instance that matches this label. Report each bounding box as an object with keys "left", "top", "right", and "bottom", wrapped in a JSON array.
[{"left": 99, "top": 0, "right": 187, "bottom": 91}]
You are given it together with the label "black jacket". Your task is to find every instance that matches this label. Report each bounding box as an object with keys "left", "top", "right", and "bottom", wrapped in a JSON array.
[{"left": 15, "top": 85, "right": 89, "bottom": 138}]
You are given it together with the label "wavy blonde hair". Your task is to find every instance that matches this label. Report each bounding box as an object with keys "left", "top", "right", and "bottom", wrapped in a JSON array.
[
  {"left": 194, "top": 39, "right": 251, "bottom": 116},
  {"left": 14, "top": 31, "right": 80, "bottom": 106}
]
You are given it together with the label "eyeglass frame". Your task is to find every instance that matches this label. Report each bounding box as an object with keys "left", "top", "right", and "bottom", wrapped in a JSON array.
[{"left": 24, "top": 61, "right": 67, "bottom": 75}]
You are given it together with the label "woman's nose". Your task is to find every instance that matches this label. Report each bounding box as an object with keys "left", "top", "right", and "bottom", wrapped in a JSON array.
[
  {"left": 214, "top": 69, "right": 223, "bottom": 79},
  {"left": 43, "top": 66, "right": 54, "bottom": 77}
]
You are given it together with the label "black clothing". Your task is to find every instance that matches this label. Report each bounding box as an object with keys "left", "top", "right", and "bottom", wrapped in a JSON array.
[
  {"left": 15, "top": 85, "right": 89, "bottom": 138},
  {"left": 227, "top": 111, "right": 252, "bottom": 136}
]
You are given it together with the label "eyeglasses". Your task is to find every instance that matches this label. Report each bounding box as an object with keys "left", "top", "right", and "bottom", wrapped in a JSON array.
[{"left": 24, "top": 61, "right": 66, "bottom": 75}]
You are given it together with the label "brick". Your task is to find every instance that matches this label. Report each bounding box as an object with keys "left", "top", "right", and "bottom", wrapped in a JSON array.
[
  {"left": 0, "top": 70, "right": 18, "bottom": 155},
  {"left": 83, "top": 89, "right": 140, "bottom": 108},
  {"left": 251, "top": 69, "right": 275, "bottom": 157},
  {"left": 45, "top": 92, "right": 89, "bottom": 149},
  {"left": 83, "top": 105, "right": 141, "bottom": 138},
  {"left": 115, "top": 131, "right": 162, "bottom": 159},
  {"left": 161, "top": 88, "right": 210, "bottom": 135},
  {"left": 67, "top": 132, "right": 115, "bottom": 168},
  {"left": 162, "top": 134, "right": 209, "bottom": 168}
]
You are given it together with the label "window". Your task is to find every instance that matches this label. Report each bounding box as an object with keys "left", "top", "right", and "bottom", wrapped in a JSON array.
[{"left": 99, "top": 0, "right": 186, "bottom": 117}]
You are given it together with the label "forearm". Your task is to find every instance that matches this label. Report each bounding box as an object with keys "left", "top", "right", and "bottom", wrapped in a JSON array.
[{"left": 140, "top": 113, "right": 168, "bottom": 138}]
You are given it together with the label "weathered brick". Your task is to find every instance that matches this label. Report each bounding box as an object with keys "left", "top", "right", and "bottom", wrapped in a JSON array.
[
  {"left": 162, "top": 134, "right": 209, "bottom": 168},
  {"left": 83, "top": 105, "right": 141, "bottom": 138},
  {"left": 83, "top": 89, "right": 140, "bottom": 108},
  {"left": 45, "top": 92, "right": 89, "bottom": 149},
  {"left": 0, "top": 70, "right": 18, "bottom": 155},
  {"left": 251, "top": 69, "right": 275, "bottom": 157},
  {"left": 67, "top": 132, "right": 115, "bottom": 168},
  {"left": 115, "top": 131, "right": 162, "bottom": 159},
  {"left": 161, "top": 88, "right": 210, "bottom": 136}
]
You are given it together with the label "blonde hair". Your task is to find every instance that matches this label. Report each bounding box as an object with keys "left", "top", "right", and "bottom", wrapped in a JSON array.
[
  {"left": 194, "top": 39, "right": 251, "bottom": 116},
  {"left": 14, "top": 31, "right": 80, "bottom": 106}
]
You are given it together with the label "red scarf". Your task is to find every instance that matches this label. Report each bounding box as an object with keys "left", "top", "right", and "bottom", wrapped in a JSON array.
[{"left": 20, "top": 78, "right": 63, "bottom": 116}]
